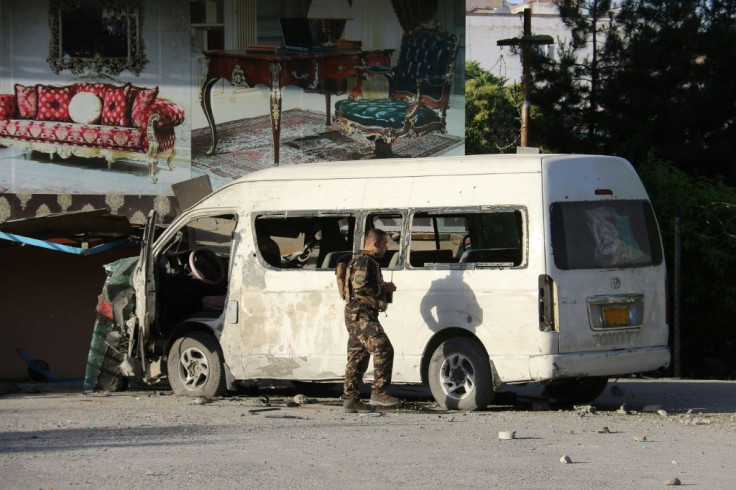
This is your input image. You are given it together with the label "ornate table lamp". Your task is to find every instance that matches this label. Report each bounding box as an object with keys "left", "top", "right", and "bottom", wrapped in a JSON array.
[{"left": 307, "top": 0, "right": 353, "bottom": 45}]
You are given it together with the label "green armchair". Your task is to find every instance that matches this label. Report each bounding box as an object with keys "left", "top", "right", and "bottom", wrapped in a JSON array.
[{"left": 334, "top": 19, "right": 460, "bottom": 157}]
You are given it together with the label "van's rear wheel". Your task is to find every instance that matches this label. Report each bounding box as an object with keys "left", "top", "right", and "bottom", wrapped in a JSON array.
[
  {"left": 167, "top": 331, "right": 226, "bottom": 398},
  {"left": 545, "top": 376, "right": 608, "bottom": 404},
  {"left": 428, "top": 337, "right": 493, "bottom": 411}
]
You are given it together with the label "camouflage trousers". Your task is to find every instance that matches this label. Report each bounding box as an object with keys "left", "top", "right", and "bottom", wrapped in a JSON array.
[{"left": 343, "top": 303, "right": 394, "bottom": 400}]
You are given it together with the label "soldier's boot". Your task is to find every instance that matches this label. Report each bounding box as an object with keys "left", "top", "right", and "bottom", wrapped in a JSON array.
[
  {"left": 369, "top": 392, "right": 402, "bottom": 407},
  {"left": 343, "top": 398, "right": 374, "bottom": 413}
]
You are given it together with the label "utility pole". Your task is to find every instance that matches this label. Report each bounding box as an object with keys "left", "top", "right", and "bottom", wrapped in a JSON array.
[{"left": 497, "top": 8, "right": 553, "bottom": 147}]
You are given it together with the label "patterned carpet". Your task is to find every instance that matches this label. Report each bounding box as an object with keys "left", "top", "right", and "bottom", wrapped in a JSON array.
[{"left": 191, "top": 109, "right": 463, "bottom": 181}]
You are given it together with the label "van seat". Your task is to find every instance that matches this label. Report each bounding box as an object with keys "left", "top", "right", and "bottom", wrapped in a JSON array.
[
  {"left": 409, "top": 249, "right": 453, "bottom": 267},
  {"left": 319, "top": 250, "right": 353, "bottom": 269},
  {"left": 458, "top": 248, "right": 521, "bottom": 265},
  {"left": 379, "top": 250, "right": 398, "bottom": 268},
  {"left": 387, "top": 250, "right": 401, "bottom": 268}
]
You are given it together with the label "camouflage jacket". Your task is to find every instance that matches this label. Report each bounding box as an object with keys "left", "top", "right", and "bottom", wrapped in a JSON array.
[{"left": 346, "top": 251, "right": 389, "bottom": 312}]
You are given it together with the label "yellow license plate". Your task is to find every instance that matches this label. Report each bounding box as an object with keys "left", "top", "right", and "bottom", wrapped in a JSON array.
[{"left": 603, "top": 306, "right": 630, "bottom": 326}]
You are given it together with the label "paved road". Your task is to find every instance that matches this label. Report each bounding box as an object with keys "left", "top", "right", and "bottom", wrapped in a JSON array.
[{"left": 1, "top": 379, "right": 735, "bottom": 489}]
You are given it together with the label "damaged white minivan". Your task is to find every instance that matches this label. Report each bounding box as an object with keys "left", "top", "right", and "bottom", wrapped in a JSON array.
[{"left": 86, "top": 154, "right": 670, "bottom": 410}]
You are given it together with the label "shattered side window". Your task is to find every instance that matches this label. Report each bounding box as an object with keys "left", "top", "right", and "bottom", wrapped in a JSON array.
[
  {"left": 550, "top": 200, "right": 663, "bottom": 270},
  {"left": 408, "top": 209, "right": 525, "bottom": 268},
  {"left": 366, "top": 213, "right": 404, "bottom": 269},
  {"left": 254, "top": 215, "right": 355, "bottom": 270}
]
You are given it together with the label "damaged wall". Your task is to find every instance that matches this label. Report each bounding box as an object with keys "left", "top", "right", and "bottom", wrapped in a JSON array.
[{"left": 0, "top": 245, "right": 138, "bottom": 381}]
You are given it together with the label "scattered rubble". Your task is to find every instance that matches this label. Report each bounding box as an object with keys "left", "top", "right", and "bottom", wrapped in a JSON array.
[
  {"left": 264, "top": 414, "right": 308, "bottom": 420},
  {"left": 574, "top": 404, "right": 597, "bottom": 414},
  {"left": 663, "top": 477, "right": 681, "bottom": 486},
  {"left": 293, "top": 394, "right": 311, "bottom": 404},
  {"left": 249, "top": 407, "right": 280, "bottom": 414},
  {"left": 596, "top": 427, "right": 611, "bottom": 434},
  {"left": 560, "top": 455, "right": 572, "bottom": 464},
  {"left": 498, "top": 430, "right": 516, "bottom": 440}
]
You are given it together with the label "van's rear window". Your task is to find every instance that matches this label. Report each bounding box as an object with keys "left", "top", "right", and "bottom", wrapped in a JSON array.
[{"left": 550, "top": 200, "right": 663, "bottom": 270}]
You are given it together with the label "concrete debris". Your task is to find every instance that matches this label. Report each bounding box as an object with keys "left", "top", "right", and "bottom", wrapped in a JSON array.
[
  {"left": 560, "top": 455, "right": 572, "bottom": 464},
  {"left": 597, "top": 427, "right": 611, "bottom": 434},
  {"left": 248, "top": 407, "right": 280, "bottom": 414},
  {"left": 663, "top": 477, "right": 681, "bottom": 486},
  {"left": 359, "top": 412, "right": 383, "bottom": 417},
  {"left": 192, "top": 397, "right": 212, "bottom": 405},
  {"left": 498, "top": 430, "right": 516, "bottom": 440},
  {"left": 616, "top": 404, "right": 629, "bottom": 415},
  {"left": 574, "top": 404, "right": 597, "bottom": 414},
  {"left": 633, "top": 436, "right": 648, "bottom": 442},
  {"left": 293, "top": 394, "right": 310, "bottom": 405},
  {"left": 610, "top": 384, "right": 624, "bottom": 396},
  {"left": 264, "top": 414, "right": 307, "bottom": 420},
  {"left": 657, "top": 409, "right": 669, "bottom": 417}
]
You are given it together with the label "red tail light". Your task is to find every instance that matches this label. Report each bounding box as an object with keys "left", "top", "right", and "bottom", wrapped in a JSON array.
[{"left": 96, "top": 298, "right": 113, "bottom": 320}]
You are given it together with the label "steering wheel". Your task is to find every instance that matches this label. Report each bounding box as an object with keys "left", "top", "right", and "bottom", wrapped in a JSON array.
[{"left": 188, "top": 248, "right": 226, "bottom": 285}]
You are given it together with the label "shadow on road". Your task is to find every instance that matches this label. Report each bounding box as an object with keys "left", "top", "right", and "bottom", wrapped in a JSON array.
[{"left": 4, "top": 378, "right": 735, "bottom": 413}]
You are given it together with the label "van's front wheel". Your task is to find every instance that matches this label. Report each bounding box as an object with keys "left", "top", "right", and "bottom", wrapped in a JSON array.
[
  {"left": 167, "top": 331, "right": 226, "bottom": 398},
  {"left": 428, "top": 337, "right": 493, "bottom": 411}
]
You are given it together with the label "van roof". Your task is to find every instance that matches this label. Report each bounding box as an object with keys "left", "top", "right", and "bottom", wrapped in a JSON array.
[{"left": 221, "top": 154, "right": 575, "bottom": 187}]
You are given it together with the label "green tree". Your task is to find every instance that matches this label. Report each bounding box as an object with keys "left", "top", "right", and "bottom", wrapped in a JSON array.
[
  {"left": 528, "top": 0, "right": 614, "bottom": 153},
  {"left": 524, "top": 0, "right": 736, "bottom": 378},
  {"left": 639, "top": 156, "right": 736, "bottom": 378},
  {"left": 464, "top": 61, "right": 521, "bottom": 154},
  {"left": 601, "top": 0, "right": 708, "bottom": 174}
]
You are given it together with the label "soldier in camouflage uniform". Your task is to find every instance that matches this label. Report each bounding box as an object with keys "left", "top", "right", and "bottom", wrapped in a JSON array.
[{"left": 342, "top": 228, "right": 401, "bottom": 412}]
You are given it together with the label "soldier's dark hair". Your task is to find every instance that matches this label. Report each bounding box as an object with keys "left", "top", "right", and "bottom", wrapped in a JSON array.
[{"left": 364, "top": 228, "right": 387, "bottom": 246}]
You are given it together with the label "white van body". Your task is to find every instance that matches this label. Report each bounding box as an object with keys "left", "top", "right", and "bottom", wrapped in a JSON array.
[{"left": 130, "top": 154, "right": 669, "bottom": 408}]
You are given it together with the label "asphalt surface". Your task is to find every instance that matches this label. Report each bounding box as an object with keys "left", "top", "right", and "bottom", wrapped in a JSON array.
[{"left": 0, "top": 378, "right": 735, "bottom": 489}]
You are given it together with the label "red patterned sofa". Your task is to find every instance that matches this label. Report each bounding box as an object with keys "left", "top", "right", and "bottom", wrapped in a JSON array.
[{"left": 0, "top": 82, "right": 185, "bottom": 183}]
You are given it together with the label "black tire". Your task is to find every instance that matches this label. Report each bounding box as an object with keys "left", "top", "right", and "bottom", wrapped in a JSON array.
[
  {"left": 545, "top": 377, "right": 609, "bottom": 405},
  {"left": 427, "top": 337, "right": 494, "bottom": 411},
  {"left": 96, "top": 349, "right": 129, "bottom": 392},
  {"left": 167, "top": 331, "right": 226, "bottom": 398}
]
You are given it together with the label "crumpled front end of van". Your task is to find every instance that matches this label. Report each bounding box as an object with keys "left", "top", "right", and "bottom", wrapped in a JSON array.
[{"left": 83, "top": 256, "right": 139, "bottom": 392}]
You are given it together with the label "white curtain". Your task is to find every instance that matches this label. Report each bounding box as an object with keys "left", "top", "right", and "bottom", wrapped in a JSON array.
[{"left": 343, "top": 0, "right": 402, "bottom": 54}]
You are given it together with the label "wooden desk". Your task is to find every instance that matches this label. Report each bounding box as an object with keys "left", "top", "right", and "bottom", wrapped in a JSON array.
[{"left": 199, "top": 48, "right": 393, "bottom": 165}]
